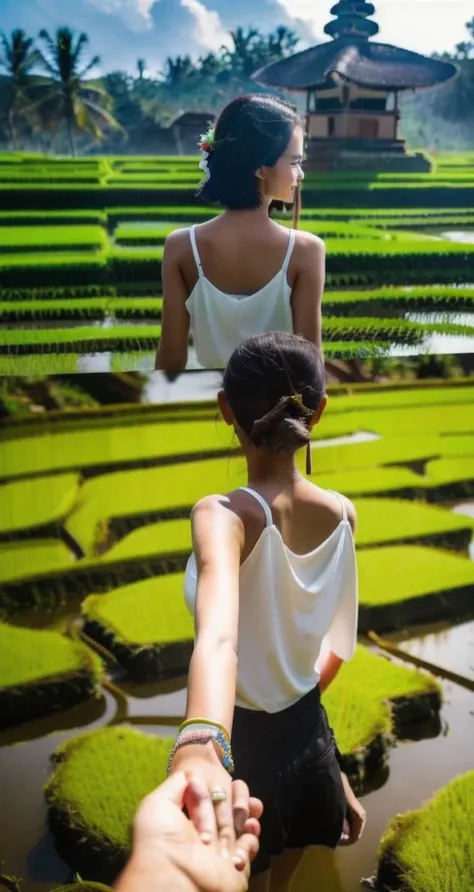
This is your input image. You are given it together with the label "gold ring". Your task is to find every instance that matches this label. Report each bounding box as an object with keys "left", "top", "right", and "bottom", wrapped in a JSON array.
[{"left": 210, "top": 787, "right": 227, "bottom": 804}]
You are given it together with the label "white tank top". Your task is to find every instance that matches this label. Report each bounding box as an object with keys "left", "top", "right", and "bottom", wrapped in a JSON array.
[
  {"left": 184, "top": 487, "right": 358, "bottom": 713},
  {"left": 185, "top": 226, "right": 295, "bottom": 369}
]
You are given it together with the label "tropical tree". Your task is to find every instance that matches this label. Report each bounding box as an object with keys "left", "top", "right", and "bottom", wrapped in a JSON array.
[
  {"left": 35, "top": 27, "right": 122, "bottom": 155},
  {"left": 0, "top": 29, "right": 39, "bottom": 148}
]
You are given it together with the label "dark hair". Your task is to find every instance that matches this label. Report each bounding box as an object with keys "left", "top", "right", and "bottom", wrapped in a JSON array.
[
  {"left": 197, "top": 94, "right": 301, "bottom": 212},
  {"left": 223, "top": 332, "right": 326, "bottom": 454}
]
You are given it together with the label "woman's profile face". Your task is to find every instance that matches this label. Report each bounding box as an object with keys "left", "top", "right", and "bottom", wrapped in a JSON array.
[{"left": 264, "top": 124, "right": 305, "bottom": 203}]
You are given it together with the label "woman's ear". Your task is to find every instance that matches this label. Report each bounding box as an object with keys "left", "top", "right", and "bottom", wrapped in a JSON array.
[
  {"left": 309, "top": 395, "right": 328, "bottom": 430},
  {"left": 217, "top": 390, "right": 233, "bottom": 426}
]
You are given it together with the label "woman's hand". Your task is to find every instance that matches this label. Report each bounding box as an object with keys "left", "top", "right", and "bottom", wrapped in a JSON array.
[
  {"left": 339, "top": 773, "right": 366, "bottom": 846},
  {"left": 170, "top": 743, "right": 237, "bottom": 854},
  {"left": 116, "top": 770, "right": 262, "bottom": 892}
]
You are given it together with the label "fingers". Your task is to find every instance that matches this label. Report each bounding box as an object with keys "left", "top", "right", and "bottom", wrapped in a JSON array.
[
  {"left": 248, "top": 796, "right": 264, "bottom": 820},
  {"left": 183, "top": 773, "right": 218, "bottom": 845},
  {"left": 232, "top": 781, "right": 263, "bottom": 835},
  {"left": 214, "top": 792, "right": 236, "bottom": 855},
  {"left": 231, "top": 779, "right": 251, "bottom": 836},
  {"left": 232, "top": 831, "right": 260, "bottom": 874}
]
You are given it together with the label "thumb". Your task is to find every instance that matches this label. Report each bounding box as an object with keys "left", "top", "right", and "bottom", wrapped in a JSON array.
[{"left": 155, "top": 770, "right": 189, "bottom": 807}]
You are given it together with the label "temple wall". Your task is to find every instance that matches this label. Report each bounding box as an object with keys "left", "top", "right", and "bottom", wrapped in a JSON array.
[{"left": 307, "top": 112, "right": 397, "bottom": 140}]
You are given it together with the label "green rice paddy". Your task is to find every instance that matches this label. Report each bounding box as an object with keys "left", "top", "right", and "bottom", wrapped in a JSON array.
[
  {"left": 377, "top": 771, "right": 474, "bottom": 892},
  {"left": 1, "top": 152, "right": 474, "bottom": 372},
  {"left": 0, "top": 622, "right": 102, "bottom": 690}
]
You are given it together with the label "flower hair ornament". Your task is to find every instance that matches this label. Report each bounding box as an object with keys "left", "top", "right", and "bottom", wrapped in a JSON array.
[{"left": 198, "top": 125, "right": 215, "bottom": 182}]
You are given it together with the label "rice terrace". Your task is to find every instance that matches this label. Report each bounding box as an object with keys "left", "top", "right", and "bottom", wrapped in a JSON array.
[
  {"left": 0, "top": 368, "right": 473, "bottom": 892},
  {"left": 2, "top": 151, "right": 474, "bottom": 374}
]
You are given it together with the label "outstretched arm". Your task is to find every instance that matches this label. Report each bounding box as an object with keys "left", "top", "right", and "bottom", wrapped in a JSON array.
[
  {"left": 184, "top": 496, "right": 244, "bottom": 733},
  {"left": 155, "top": 231, "right": 191, "bottom": 372},
  {"left": 290, "top": 233, "right": 325, "bottom": 351}
]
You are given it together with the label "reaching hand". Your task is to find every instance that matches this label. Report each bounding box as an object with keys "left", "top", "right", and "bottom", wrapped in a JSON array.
[{"left": 117, "top": 770, "right": 262, "bottom": 892}]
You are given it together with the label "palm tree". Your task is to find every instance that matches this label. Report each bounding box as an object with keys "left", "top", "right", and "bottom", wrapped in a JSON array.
[
  {"left": 36, "top": 27, "right": 122, "bottom": 155},
  {"left": 0, "top": 29, "right": 39, "bottom": 148}
]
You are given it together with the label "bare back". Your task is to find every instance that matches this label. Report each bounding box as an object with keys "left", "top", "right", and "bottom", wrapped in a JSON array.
[
  {"left": 225, "top": 478, "right": 356, "bottom": 566},
  {"left": 155, "top": 213, "right": 326, "bottom": 371}
]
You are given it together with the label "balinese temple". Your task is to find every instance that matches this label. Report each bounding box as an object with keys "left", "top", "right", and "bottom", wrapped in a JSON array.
[{"left": 252, "top": 0, "right": 457, "bottom": 171}]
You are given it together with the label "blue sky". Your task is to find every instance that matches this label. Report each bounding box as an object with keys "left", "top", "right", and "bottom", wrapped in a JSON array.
[{"left": 1, "top": 0, "right": 470, "bottom": 76}]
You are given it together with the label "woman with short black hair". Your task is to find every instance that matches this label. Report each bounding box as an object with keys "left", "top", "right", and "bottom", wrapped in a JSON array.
[{"left": 155, "top": 94, "right": 325, "bottom": 372}]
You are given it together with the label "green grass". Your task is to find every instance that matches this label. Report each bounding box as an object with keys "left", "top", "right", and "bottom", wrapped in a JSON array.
[
  {"left": 324, "top": 644, "right": 440, "bottom": 755},
  {"left": 1, "top": 386, "right": 472, "bottom": 483},
  {"left": 358, "top": 546, "right": 474, "bottom": 605},
  {"left": 0, "top": 210, "right": 107, "bottom": 226},
  {"left": 0, "top": 622, "right": 102, "bottom": 689},
  {"left": 0, "top": 539, "right": 76, "bottom": 584},
  {"left": 354, "top": 498, "right": 474, "bottom": 547},
  {"left": 81, "top": 574, "right": 193, "bottom": 644},
  {"left": 378, "top": 771, "right": 474, "bottom": 892},
  {"left": 426, "top": 456, "right": 474, "bottom": 486},
  {"left": 44, "top": 726, "right": 173, "bottom": 850},
  {"left": 0, "top": 473, "right": 79, "bottom": 536},
  {"left": 0, "top": 225, "right": 108, "bottom": 253}
]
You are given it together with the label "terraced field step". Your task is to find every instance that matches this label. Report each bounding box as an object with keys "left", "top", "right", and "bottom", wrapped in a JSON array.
[
  {"left": 3, "top": 287, "right": 474, "bottom": 323},
  {"left": 0, "top": 622, "right": 103, "bottom": 730},
  {"left": 0, "top": 323, "right": 400, "bottom": 355},
  {"left": 0, "top": 225, "right": 108, "bottom": 254},
  {"left": 376, "top": 771, "right": 474, "bottom": 892},
  {"left": 0, "top": 473, "right": 80, "bottom": 538},
  {"left": 81, "top": 574, "right": 193, "bottom": 681},
  {"left": 1, "top": 387, "right": 473, "bottom": 482},
  {"left": 358, "top": 545, "right": 474, "bottom": 632},
  {"left": 43, "top": 648, "right": 440, "bottom": 881}
]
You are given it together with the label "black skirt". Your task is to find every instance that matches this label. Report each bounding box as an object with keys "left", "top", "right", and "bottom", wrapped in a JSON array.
[{"left": 231, "top": 685, "right": 346, "bottom": 877}]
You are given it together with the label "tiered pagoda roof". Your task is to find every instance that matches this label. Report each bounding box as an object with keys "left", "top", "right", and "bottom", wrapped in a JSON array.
[{"left": 253, "top": 0, "right": 457, "bottom": 92}]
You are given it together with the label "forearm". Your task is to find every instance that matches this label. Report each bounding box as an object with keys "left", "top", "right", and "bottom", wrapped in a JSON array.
[
  {"left": 185, "top": 637, "right": 237, "bottom": 735},
  {"left": 115, "top": 851, "right": 196, "bottom": 892},
  {"left": 319, "top": 650, "right": 343, "bottom": 693}
]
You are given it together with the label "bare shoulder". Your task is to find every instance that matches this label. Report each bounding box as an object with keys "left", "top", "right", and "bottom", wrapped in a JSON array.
[
  {"left": 163, "top": 226, "right": 192, "bottom": 257},
  {"left": 341, "top": 495, "right": 357, "bottom": 532},
  {"left": 191, "top": 494, "right": 245, "bottom": 527},
  {"left": 294, "top": 228, "right": 326, "bottom": 255}
]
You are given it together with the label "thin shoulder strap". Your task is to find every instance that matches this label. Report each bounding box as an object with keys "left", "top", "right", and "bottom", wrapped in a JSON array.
[
  {"left": 282, "top": 228, "right": 296, "bottom": 274},
  {"left": 189, "top": 225, "right": 203, "bottom": 277},
  {"left": 239, "top": 487, "right": 273, "bottom": 528},
  {"left": 330, "top": 490, "right": 347, "bottom": 522}
]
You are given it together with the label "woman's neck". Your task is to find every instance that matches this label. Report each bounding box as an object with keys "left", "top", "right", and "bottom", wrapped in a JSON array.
[
  {"left": 221, "top": 202, "right": 271, "bottom": 227},
  {"left": 245, "top": 453, "right": 302, "bottom": 487}
]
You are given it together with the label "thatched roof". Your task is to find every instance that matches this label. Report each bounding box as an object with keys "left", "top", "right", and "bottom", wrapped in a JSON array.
[{"left": 253, "top": 39, "right": 457, "bottom": 93}]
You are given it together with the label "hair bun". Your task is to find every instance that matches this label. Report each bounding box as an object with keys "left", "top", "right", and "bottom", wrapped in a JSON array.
[{"left": 250, "top": 395, "right": 311, "bottom": 453}]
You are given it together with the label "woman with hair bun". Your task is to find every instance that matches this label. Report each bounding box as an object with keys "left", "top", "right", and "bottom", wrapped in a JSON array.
[
  {"left": 167, "top": 332, "right": 366, "bottom": 891},
  {"left": 155, "top": 94, "right": 325, "bottom": 372}
]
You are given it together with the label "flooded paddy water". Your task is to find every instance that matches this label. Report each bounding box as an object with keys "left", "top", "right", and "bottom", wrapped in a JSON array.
[{"left": 1, "top": 614, "right": 473, "bottom": 892}]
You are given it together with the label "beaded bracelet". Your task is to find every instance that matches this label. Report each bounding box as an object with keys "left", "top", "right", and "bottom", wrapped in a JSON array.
[
  {"left": 167, "top": 726, "right": 234, "bottom": 775},
  {"left": 179, "top": 717, "right": 231, "bottom": 746}
]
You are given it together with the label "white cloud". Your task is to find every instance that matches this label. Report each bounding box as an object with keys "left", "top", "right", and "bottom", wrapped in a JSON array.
[
  {"left": 84, "top": 0, "right": 157, "bottom": 32},
  {"left": 274, "top": 0, "right": 470, "bottom": 56},
  {"left": 180, "top": 0, "right": 234, "bottom": 52}
]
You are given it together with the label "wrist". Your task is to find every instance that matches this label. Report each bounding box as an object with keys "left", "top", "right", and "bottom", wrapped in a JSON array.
[{"left": 170, "top": 739, "right": 223, "bottom": 771}]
